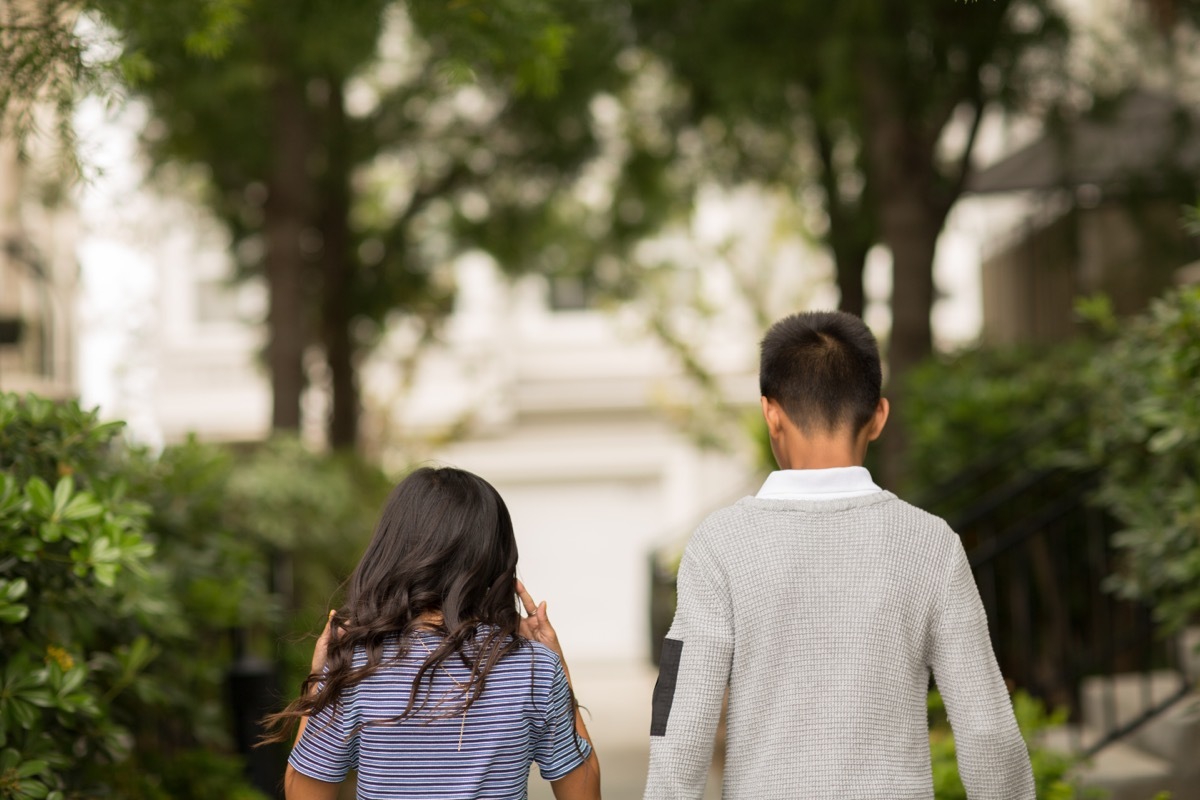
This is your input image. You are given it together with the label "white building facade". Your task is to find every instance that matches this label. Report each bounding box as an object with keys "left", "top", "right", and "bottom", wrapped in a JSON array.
[
  {"left": 365, "top": 256, "right": 766, "bottom": 662},
  {"left": 0, "top": 127, "right": 79, "bottom": 400}
]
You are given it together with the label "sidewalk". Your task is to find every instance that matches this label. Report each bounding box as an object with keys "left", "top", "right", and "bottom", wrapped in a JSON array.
[{"left": 527, "top": 661, "right": 722, "bottom": 800}]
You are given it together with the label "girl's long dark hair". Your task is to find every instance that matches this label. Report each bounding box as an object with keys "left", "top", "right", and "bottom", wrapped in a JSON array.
[{"left": 261, "top": 466, "right": 525, "bottom": 742}]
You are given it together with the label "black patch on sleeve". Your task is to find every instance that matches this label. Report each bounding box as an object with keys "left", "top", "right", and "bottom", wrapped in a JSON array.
[{"left": 650, "top": 638, "right": 683, "bottom": 736}]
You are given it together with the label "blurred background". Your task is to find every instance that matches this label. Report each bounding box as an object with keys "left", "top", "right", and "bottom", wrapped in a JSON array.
[{"left": 1, "top": 0, "right": 1199, "bottom": 798}]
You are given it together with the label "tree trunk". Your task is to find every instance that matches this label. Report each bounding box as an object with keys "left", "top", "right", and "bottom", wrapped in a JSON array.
[
  {"left": 857, "top": 58, "right": 948, "bottom": 489},
  {"left": 263, "top": 76, "right": 313, "bottom": 433},
  {"left": 876, "top": 188, "right": 943, "bottom": 489},
  {"left": 318, "top": 78, "right": 359, "bottom": 450},
  {"left": 813, "top": 121, "right": 872, "bottom": 318},
  {"left": 833, "top": 240, "right": 868, "bottom": 318},
  {"left": 884, "top": 199, "right": 938, "bottom": 387}
]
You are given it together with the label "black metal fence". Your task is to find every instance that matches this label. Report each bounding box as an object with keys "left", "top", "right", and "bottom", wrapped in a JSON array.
[{"left": 939, "top": 464, "right": 1192, "bottom": 755}]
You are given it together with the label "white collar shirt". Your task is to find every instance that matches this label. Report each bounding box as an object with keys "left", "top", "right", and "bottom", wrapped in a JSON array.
[{"left": 755, "top": 466, "right": 882, "bottom": 501}]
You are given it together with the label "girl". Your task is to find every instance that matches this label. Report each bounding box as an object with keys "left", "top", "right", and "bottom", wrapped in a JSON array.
[{"left": 265, "top": 466, "right": 600, "bottom": 800}]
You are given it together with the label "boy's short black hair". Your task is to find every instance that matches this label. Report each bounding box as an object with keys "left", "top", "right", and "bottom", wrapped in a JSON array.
[{"left": 759, "top": 311, "right": 882, "bottom": 434}]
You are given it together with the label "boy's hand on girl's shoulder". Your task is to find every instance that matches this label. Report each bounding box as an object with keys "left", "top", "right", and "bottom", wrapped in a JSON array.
[{"left": 516, "top": 579, "right": 563, "bottom": 658}]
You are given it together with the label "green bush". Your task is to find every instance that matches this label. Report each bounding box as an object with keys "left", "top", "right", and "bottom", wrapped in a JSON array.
[
  {"left": 110, "top": 439, "right": 282, "bottom": 792},
  {"left": 901, "top": 288, "right": 1200, "bottom": 637},
  {"left": 1082, "top": 286, "right": 1200, "bottom": 634},
  {"left": 928, "top": 690, "right": 1086, "bottom": 800},
  {"left": 137, "top": 436, "right": 392, "bottom": 691},
  {"left": 0, "top": 393, "right": 394, "bottom": 799},
  {"left": 0, "top": 392, "right": 256, "bottom": 799},
  {"left": 901, "top": 341, "right": 1096, "bottom": 502}
]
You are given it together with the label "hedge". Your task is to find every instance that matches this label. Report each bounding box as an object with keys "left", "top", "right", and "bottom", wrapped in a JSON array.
[{"left": 0, "top": 394, "right": 390, "bottom": 799}]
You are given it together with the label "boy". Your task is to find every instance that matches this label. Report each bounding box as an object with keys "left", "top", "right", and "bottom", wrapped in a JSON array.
[{"left": 644, "top": 311, "right": 1034, "bottom": 799}]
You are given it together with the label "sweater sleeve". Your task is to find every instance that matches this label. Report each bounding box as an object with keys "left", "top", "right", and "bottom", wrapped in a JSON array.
[
  {"left": 644, "top": 540, "right": 732, "bottom": 800},
  {"left": 929, "top": 538, "right": 1035, "bottom": 800}
]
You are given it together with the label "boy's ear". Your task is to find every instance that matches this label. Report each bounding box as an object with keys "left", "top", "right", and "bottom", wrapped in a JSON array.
[
  {"left": 761, "top": 396, "right": 784, "bottom": 436},
  {"left": 865, "top": 398, "right": 890, "bottom": 442}
]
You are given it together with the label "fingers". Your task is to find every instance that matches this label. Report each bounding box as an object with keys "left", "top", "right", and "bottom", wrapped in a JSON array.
[
  {"left": 515, "top": 579, "right": 538, "bottom": 617},
  {"left": 517, "top": 582, "right": 559, "bottom": 645},
  {"left": 311, "top": 609, "right": 337, "bottom": 676},
  {"left": 536, "top": 600, "right": 554, "bottom": 633},
  {"left": 315, "top": 610, "right": 333, "bottom": 641}
]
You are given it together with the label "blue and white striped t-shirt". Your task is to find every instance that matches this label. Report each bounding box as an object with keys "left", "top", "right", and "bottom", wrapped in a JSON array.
[{"left": 288, "top": 631, "right": 591, "bottom": 798}]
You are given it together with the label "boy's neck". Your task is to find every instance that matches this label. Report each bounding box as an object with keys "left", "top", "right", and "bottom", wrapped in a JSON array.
[
  {"left": 772, "top": 437, "right": 866, "bottom": 471},
  {"left": 761, "top": 396, "right": 886, "bottom": 473}
]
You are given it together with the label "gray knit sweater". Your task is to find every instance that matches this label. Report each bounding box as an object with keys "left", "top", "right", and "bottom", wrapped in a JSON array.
[{"left": 644, "top": 491, "right": 1035, "bottom": 799}]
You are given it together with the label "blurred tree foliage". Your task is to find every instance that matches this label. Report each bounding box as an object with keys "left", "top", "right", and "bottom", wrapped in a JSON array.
[
  {"left": 0, "top": 392, "right": 392, "bottom": 798},
  {"left": 0, "top": 0, "right": 86, "bottom": 155},
  {"left": 0, "top": 0, "right": 616, "bottom": 450},
  {"left": 628, "top": 0, "right": 1066, "bottom": 360},
  {"left": 0, "top": 0, "right": 1086, "bottom": 470},
  {"left": 84, "top": 0, "right": 620, "bottom": 451},
  {"left": 627, "top": 0, "right": 1069, "bottom": 485},
  {"left": 901, "top": 341, "right": 1095, "bottom": 498}
]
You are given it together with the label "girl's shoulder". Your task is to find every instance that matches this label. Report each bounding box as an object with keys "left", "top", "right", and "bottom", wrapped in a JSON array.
[
  {"left": 343, "top": 629, "right": 563, "bottom": 680},
  {"left": 509, "top": 638, "right": 563, "bottom": 671},
  {"left": 479, "top": 636, "right": 567, "bottom": 698},
  {"left": 493, "top": 639, "right": 567, "bottom": 711}
]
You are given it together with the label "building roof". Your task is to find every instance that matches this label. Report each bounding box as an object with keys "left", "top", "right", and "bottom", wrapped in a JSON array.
[{"left": 968, "top": 88, "right": 1200, "bottom": 194}]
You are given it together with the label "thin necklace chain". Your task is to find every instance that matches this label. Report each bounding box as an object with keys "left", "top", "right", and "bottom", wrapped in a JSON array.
[{"left": 412, "top": 631, "right": 468, "bottom": 751}]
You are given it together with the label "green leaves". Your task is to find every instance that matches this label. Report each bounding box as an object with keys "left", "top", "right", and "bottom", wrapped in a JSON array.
[
  {"left": 0, "top": 741, "right": 68, "bottom": 800},
  {"left": 60, "top": 484, "right": 105, "bottom": 524},
  {"left": 906, "top": 286, "right": 1200, "bottom": 639},
  {"left": 10, "top": 472, "right": 139, "bottom": 583},
  {"left": 0, "top": 580, "right": 29, "bottom": 625},
  {"left": 1086, "top": 287, "right": 1200, "bottom": 634},
  {"left": 182, "top": 0, "right": 249, "bottom": 58},
  {"left": 21, "top": 478, "right": 107, "bottom": 547},
  {"left": 23, "top": 480, "right": 52, "bottom": 520},
  {"left": 0, "top": 655, "right": 54, "bottom": 750},
  {"left": 0, "top": 393, "right": 212, "bottom": 797},
  {"left": 0, "top": 748, "right": 50, "bottom": 800},
  {"left": 410, "top": 0, "right": 575, "bottom": 97},
  {"left": 928, "top": 690, "right": 1078, "bottom": 799},
  {"left": 901, "top": 340, "right": 1096, "bottom": 502},
  {"left": 3, "top": 393, "right": 386, "bottom": 797}
]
